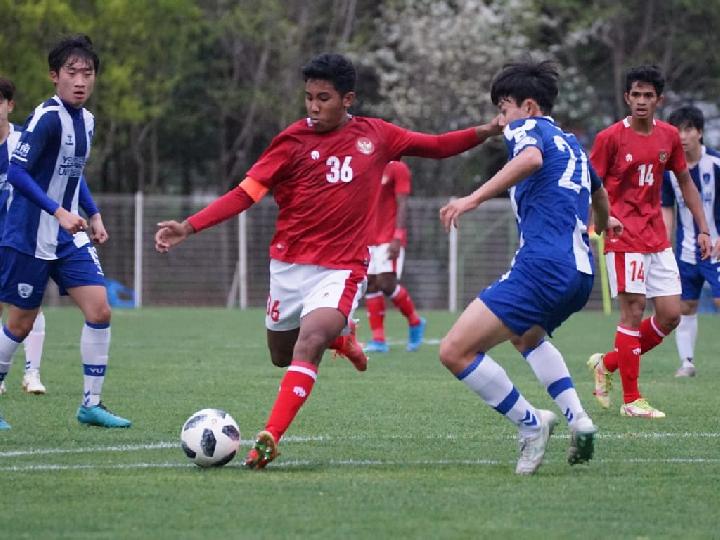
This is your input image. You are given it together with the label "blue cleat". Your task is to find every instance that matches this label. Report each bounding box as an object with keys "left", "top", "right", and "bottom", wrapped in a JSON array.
[
  {"left": 364, "top": 340, "right": 390, "bottom": 353},
  {"left": 0, "top": 412, "right": 10, "bottom": 430},
  {"left": 77, "top": 402, "right": 132, "bottom": 428},
  {"left": 406, "top": 318, "right": 426, "bottom": 352}
]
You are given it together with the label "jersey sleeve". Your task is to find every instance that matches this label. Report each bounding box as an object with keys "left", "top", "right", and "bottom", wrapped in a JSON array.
[
  {"left": 391, "top": 161, "right": 412, "bottom": 196},
  {"left": 503, "top": 119, "right": 545, "bottom": 159},
  {"left": 661, "top": 171, "right": 676, "bottom": 207},
  {"left": 377, "top": 120, "right": 480, "bottom": 160},
  {"left": 79, "top": 176, "right": 100, "bottom": 216},
  {"left": 589, "top": 129, "right": 613, "bottom": 180},
  {"left": 10, "top": 112, "right": 57, "bottom": 173},
  {"left": 589, "top": 163, "right": 602, "bottom": 194},
  {"left": 245, "top": 131, "right": 295, "bottom": 188},
  {"left": 666, "top": 129, "right": 688, "bottom": 174}
]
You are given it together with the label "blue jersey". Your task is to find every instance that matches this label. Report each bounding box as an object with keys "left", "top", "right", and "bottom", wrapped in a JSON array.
[
  {"left": 0, "top": 123, "right": 23, "bottom": 233},
  {"left": 503, "top": 116, "right": 593, "bottom": 274},
  {"left": 662, "top": 145, "right": 720, "bottom": 264},
  {"left": 4, "top": 96, "right": 94, "bottom": 260}
]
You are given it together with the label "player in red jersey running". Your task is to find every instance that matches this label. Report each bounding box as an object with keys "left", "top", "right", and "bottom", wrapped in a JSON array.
[
  {"left": 364, "top": 160, "right": 426, "bottom": 353},
  {"left": 155, "top": 53, "right": 502, "bottom": 467},
  {"left": 588, "top": 65, "right": 712, "bottom": 418}
]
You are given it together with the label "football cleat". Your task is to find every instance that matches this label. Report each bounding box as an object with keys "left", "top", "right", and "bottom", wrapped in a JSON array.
[
  {"left": 22, "top": 369, "right": 47, "bottom": 395},
  {"left": 587, "top": 353, "right": 612, "bottom": 408},
  {"left": 331, "top": 323, "right": 368, "bottom": 372},
  {"left": 77, "top": 402, "right": 132, "bottom": 428},
  {"left": 406, "top": 318, "right": 426, "bottom": 352},
  {"left": 515, "top": 409, "right": 557, "bottom": 475},
  {"left": 0, "top": 380, "right": 6, "bottom": 395},
  {"left": 244, "top": 430, "right": 279, "bottom": 469},
  {"left": 363, "top": 340, "right": 390, "bottom": 353},
  {"left": 0, "top": 412, "right": 10, "bottom": 430},
  {"left": 675, "top": 364, "right": 696, "bottom": 378},
  {"left": 620, "top": 398, "right": 665, "bottom": 418},
  {"left": 567, "top": 413, "right": 597, "bottom": 465}
]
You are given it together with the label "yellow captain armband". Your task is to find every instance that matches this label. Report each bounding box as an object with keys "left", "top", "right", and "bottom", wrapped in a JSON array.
[{"left": 239, "top": 177, "right": 269, "bottom": 202}]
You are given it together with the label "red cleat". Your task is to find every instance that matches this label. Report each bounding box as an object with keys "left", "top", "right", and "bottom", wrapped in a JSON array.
[
  {"left": 331, "top": 322, "right": 368, "bottom": 372},
  {"left": 244, "top": 430, "right": 279, "bottom": 469}
]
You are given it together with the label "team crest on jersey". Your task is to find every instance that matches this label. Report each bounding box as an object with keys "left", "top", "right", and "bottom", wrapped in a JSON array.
[
  {"left": 703, "top": 173, "right": 711, "bottom": 184},
  {"left": 658, "top": 151, "right": 668, "bottom": 163},
  {"left": 13, "top": 142, "right": 30, "bottom": 160},
  {"left": 625, "top": 153, "right": 633, "bottom": 162},
  {"left": 17, "top": 283, "right": 33, "bottom": 299},
  {"left": 356, "top": 137, "right": 374, "bottom": 155}
]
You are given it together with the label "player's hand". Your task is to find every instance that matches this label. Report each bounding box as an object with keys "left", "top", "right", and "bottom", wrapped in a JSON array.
[
  {"left": 88, "top": 214, "right": 109, "bottom": 244},
  {"left": 698, "top": 232, "right": 712, "bottom": 260},
  {"left": 713, "top": 238, "right": 720, "bottom": 259},
  {"left": 54, "top": 207, "right": 88, "bottom": 235},
  {"left": 606, "top": 216, "right": 623, "bottom": 237},
  {"left": 155, "top": 220, "right": 194, "bottom": 253},
  {"left": 439, "top": 196, "right": 475, "bottom": 232},
  {"left": 388, "top": 239, "right": 401, "bottom": 260}
]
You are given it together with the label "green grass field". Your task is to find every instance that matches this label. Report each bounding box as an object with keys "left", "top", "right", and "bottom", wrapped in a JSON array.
[{"left": 1, "top": 307, "right": 718, "bottom": 539}]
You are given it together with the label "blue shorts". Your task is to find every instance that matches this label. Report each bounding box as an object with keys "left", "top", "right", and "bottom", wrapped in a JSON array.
[
  {"left": 0, "top": 245, "right": 106, "bottom": 309},
  {"left": 678, "top": 259, "right": 720, "bottom": 300},
  {"left": 479, "top": 258, "right": 594, "bottom": 337}
]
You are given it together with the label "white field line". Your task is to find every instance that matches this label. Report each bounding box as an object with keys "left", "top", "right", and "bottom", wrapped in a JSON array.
[
  {"left": 1, "top": 431, "right": 719, "bottom": 459},
  {"left": 2, "top": 456, "right": 720, "bottom": 473}
]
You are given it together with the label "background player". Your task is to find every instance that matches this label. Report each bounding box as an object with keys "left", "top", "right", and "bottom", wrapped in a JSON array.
[
  {"left": 364, "top": 160, "right": 426, "bottom": 353},
  {"left": 588, "top": 65, "right": 712, "bottom": 418},
  {"left": 156, "top": 52, "right": 500, "bottom": 468},
  {"left": 439, "top": 61, "right": 612, "bottom": 475},
  {"left": 0, "top": 36, "right": 130, "bottom": 429},
  {"left": 662, "top": 105, "right": 720, "bottom": 377}
]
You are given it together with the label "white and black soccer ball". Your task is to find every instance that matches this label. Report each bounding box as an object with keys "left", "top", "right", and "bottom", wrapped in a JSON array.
[{"left": 180, "top": 408, "right": 241, "bottom": 467}]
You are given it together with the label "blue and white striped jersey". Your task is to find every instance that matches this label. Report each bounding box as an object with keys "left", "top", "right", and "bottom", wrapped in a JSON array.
[
  {"left": 4, "top": 96, "right": 94, "bottom": 260},
  {"left": 0, "top": 123, "right": 23, "bottom": 233},
  {"left": 503, "top": 116, "right": 594, "bottom": 274},
  {"left": 662, "top": 145, "right": 720, "bottom": 264}
]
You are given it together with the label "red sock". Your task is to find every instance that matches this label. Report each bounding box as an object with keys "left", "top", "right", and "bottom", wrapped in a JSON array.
[
  {"left": 390, "top": 285, "right": 421, "bottom": 326},
  {"left": 264, "top": 360, "right": 317, "bottom": 442},
  {"left": 639, "top": 316, "right": 666, "bottom": 354},
  {"left": 614, "top": 326, "right": 642, "bottom": 403},
  {"left": 365, "top": 293, "right": 386, "bottom": 342}
]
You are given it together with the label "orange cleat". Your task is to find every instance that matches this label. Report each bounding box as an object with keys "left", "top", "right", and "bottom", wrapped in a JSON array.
[{"left": 244, "top": 430, "right": 279, "bottom": 469}]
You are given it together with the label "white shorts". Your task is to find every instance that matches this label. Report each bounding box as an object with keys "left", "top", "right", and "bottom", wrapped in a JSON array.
[
  {"left": 367, "top": 243, "right": 405, "bottom": 277},
  {"left": 265, "top": 259, "right": 367, "bottom": 332},
  {"left": 606, "top": 248, "right": 681, "bottom": 298}
]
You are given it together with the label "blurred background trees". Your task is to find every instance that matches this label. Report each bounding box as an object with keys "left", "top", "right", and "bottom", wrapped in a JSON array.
[{"left": 1, "top": 0, "right": 718, "bottom": 195}]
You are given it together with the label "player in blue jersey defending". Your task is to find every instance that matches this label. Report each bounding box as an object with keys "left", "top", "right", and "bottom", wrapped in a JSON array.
[
  {"left": 662, "top": 105, "right": 720, "bottom": 377},
  {"left": 439, "top": 61, "right": 618, "bottom": 475},
  {"left": 0, "top": 36, "right": 130, "bottom": 429}
]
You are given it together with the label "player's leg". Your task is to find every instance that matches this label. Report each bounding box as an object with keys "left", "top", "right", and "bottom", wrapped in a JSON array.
[
  {"left": 22, "top": 310, "right": 47, "bottom": 394},
  {"left": 440, "top": 297, "right": 556, "bottom": 476},
  {"left": 639, "top": 251, "right": 683, "bottom": 359},
  {"left": 0, "top": 303, "right": 4, "bottom": 395},
  {"left": 266, "top": 327, "right": 299, "bottom": 368},
  {"left": 364, "top": 272, "right": 389, "bottom": 353},
  {"left": 674, "top": 299, "right": 698, "bottom": 376},
  {"left": 383, "top": 247, "right": 425, "bottom": 351}
]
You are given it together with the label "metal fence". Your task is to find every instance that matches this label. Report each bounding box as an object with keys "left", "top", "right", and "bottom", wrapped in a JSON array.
[{"left": 43, "top": 194, "right": 607, "bottom": 311}]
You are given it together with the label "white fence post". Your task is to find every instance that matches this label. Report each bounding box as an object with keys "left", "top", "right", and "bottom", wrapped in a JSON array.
[
  {"left": 239, "top": 212, "right": 247, "bottom": 309},
  {"left": 448, "top": 222, "right": 458, "bottom": 312},
  {"left": 133, "top": 191, "right": 143, "bottom": 308}
]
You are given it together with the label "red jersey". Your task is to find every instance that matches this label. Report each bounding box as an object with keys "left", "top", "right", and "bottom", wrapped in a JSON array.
[
  {"left": 371, "top": 160, "right": 412, "bottom": 245},
  {"left": 590, "top": 117, "right": 687, "bottom": 253},
  {"left": 246, "top": 116, "right": 479, "bottom": 271}
]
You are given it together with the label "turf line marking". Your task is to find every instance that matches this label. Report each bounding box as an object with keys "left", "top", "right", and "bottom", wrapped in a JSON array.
[
  {"left": 2, "top": 432, "right": 719, "bottom": 458},
  {"left": 2, "top": 457, "right": 720, "bottom": 473}
]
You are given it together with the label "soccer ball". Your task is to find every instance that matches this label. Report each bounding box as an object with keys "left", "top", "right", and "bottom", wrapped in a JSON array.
[{"left": 180, "top": 408, "right": 241, "bottom": 467}]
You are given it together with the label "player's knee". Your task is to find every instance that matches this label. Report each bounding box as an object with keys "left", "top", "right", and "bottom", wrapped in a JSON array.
[
  {"left": 5, "top": 319, "right": 33, "bottom": 341},
  {"left": 659, "top": 311, "right": 681, "bottom": 332},
  {"left": 269, "top": 350, "right": 291, "bottom": 368},
  {"left": 438, "top": 336, "right": 460, "bottom": 370},
  {"left": 85, "top": 304, "right": 112, "bottom": 326}
]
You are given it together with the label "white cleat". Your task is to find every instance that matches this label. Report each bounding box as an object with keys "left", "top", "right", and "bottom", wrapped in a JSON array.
[
  {"left": 515, "top": 409, "right": 558, "bottom": 476},
  {"left": 0, "top": 380, "right": 6, "bottom": 395},
  {"left": 22, "top": 369, "right": 46, "bottom": 395},
  {"left": 674, "top": 364, "right": 696, "bottom": 378}
]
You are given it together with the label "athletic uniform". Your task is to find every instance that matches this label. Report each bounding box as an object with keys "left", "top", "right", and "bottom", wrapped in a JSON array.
[{"left": 480, "top": 116, "right": 596, "bottom": 336}]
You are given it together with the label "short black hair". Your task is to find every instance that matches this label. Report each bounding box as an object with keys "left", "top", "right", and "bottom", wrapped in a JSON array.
[
  {"left": 625, "top": 65, "right": 664, "bottom": 95},
  {"left": 301, "top": 53, "right": 356, "bottom": 95},
  {"left": 48, "top": 34, "right": 100, "bottom": 74},
  {"left": 490, "top": 61, "right": 559, "bottom": 114},
  {"left": 668, "top": 105, "right": 704, "bottom": 131},
  {"left": 0, "top": 77, "right": 15, "bottom": 101}
]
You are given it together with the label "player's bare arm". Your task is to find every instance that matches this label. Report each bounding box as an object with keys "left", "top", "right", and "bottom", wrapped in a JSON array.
[
  {"left": 54, "top": 206, "right": 87, "bottom": 235},
  {"left": 87, "top": 213, "right": 109, "bottom": 244},
  {"left": 440, "top": 146, "right": 542, "bottom": 232},
  {"left": 590, "top": 186, "right": 623, "bottom": 236},
  {"left": 676, "top": 168, "right": 712, "bottom": 259},
  {"left": 389, "top": 193, "right": 408, "bottom": 260}
]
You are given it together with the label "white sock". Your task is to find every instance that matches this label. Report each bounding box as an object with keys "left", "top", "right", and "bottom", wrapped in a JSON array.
[
  {"left": 675, "top": 314, "right": 697, "bottom": 365},
  {"left": 524, "top": 340, "right": 585, "bottom": 428},
  {"left": 81, "top": 323, "right": 111, "bottom": 407},
  {"left": 23, "top": 311, "right": 46, "bottom": 372},
  {"left": 457, "top": 352, "right": 540, "bottom": 434},
  {"left": 0, "top": 326, "right": 23, "bottom": 384}
]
